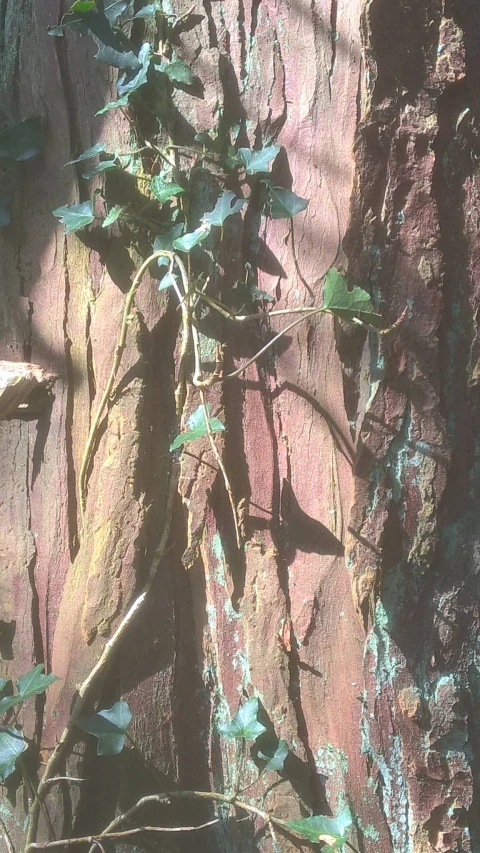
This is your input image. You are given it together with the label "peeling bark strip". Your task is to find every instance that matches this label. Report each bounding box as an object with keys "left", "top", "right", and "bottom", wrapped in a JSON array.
[{"left": 346, "top": 2, "right": 480, "bottom": 850}]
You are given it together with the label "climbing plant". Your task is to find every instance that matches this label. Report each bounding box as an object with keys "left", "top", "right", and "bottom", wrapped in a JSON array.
[{"left": 0, "top": 1, "right": 392, "bottom": 850}]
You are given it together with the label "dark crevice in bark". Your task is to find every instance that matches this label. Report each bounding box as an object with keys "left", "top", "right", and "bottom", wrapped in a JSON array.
[
  {"left": 250, "top": 0, "right": 261, "bottom": 42},
  {"left": 24, "top": 300, "right": 33, "bottom": 362},
  {"left": 328, "top": 0, "right": 338, "bottom": 95},
  {"left": 63, "top": 243, "right": 79, "bottom": 559},
  {"left": 202, "top": 0, "right": 218, "bottom": 51},
  {"left": 237, "top": 0, "right": 247, "bottom": 84}
]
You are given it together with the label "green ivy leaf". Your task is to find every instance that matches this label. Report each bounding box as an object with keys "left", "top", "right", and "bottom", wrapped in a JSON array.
[
  {"left": 0, "top": 117, "right": 41, "bottom": 162},
  {"left": 102, "top": 205, "right": 125, "bottom": 227},
  {"left": 0, "top": 665, "right": 58, "bottom": 716},
  {"left": 96, "top": 94, "right": 130, "bottom": 115},
  {"left": 266, "top": 186, "right": 309, "bottom": 219},
  {"left": 64, "top": 142, "right": 106, "bottom": 166},
  {"left": 117, "top": 43, "right": 151, "bottom": 95},
  {"left": 94, "top": 41, "right": 140, "bottom": 70},
  {"left": 155, "top": 58, "right": 196, "bottom": 85},
  {"left": 76, "top": 701, "right": 132, "bottom": 755},
  {"left": 285, "top": 806, "right": 352, "bottom": 847},
  {"left": 150, "top": 176, "right": 184, "bottom": 203},
  {"left": 202, "top": 191, "right": 246, "bottom": 227},
  {"left": 169, "top": 404, "right": 224, "bottom": 452},
  {"left": 101, "top": 0, "right": 131, "bottom": 23},
  {"left": 133, "top": 3, "right": 160, "bottom": 17},
  {"left": 218, "top": 697, "right": 267, "bottom": 741},
  {"left": 158, "top": 271, "right": 178, "bottom": 292},
  {"left": 322, "top": 268, "right": 383, "bottom": 327},
  {"left": 258, "top": 739, "right": 289, "bottom": 771},
  {"left": 237, "top": 145, "right": 280, "bottom": 175},
  {"left": 0, "top": 729, "right": 27, "bottom": 782},
  {"left": 71, "top": 0, "right": 96, "bottom": 11},
  {"left": 53, "top": 201, "right": 95, "bottom": 234},
  {"left": 82, "top": 158, "right": 120, "bottom": 179},
  {"left": 172, "top": 225, "right": 210, "bottom": 253},
  {"left": 0, "top": 678, "right": 10, "bottom": 693},
  {"left": 154, "top": 224, "right": 184, "bottom": 267}
]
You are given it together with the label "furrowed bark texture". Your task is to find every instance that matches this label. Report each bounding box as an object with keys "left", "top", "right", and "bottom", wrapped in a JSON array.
[{"left": 0, "top": 1, "right": 478, "bottom": 852}]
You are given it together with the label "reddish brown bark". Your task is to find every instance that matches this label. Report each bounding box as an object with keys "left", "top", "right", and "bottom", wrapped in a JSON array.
[{"left": 1, "top": 1, "right": 479, "bottom": 852}]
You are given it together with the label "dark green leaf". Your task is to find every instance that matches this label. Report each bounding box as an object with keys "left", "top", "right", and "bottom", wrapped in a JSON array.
[
  {"left": 285, "top": 806, "right": 352, "bottom": 846},
  {"left": 155, "top": 58, "right": 196, "bottom": 85},
  {"left": 133, "top": 3, "right": 160, "bottom": 17},
  {"left": 158, "top": 271, "right": 178, "bottom": 292},
  {"left": 64, "top": 143, "right": 106, "bottom": 166},
  {"left": 172, "top": 225, "right": 210, "bottom": 253},
  {"left": 237, "top": 145, "right": 280, "bottom": 175},
  {"left": 0, "top": 729, "right": 27, "bottom": 782},
  {"left": 194, "top": 131, "right": 221, "bottom": 152},
  {"left": 258, "top": 739, "right": 289, "bottom": 771},
  {"left": 154, "top": 224, "right": 184, "bottom": 267},
  {"left": 53, "top": 201, "right": 95, "bottom": 234},
  {"left": 48, "top": 25, "right": 65, "bottom": 35},
  {"left": 102, "top": 205, "right": 124, "bottom": 227},
  {"left": 202, "top": 191, "right": 246, "bottom": 227},
  {"left": 150, "top": 176, "right": 184, "bottom": 203},
  {"left": 0, "top": 117, "right": 41, "bottom": 162},
  {"left": 71, "top": 0, "right": 96, "bottom": 11},
  {"left": 267, "top": 186, "right": 309, "bottom": 219},
  {"left": 96, "top": 94, "right": 130, "bottom": 115},
  {"left": 76, "top": 701, "right": 132, "bottom": 756},
  {"left": 224, "top": 145, "right": 243, "bottom": 170},
  {"left": 101, "top": 0, "right": 131, "bottom": 23},
  {"left": 0, "top": 666, "right": 58, "bottom": 716},
  {"left": 82, "top": 158, "right": 120, "bottom": 179},
  {"left": 322, "top": 268, "right": 383, "bottom": 327},
  {"left": 64, "top": 7, "right": 128, "bottom": 50},
  {"left": 117, "top": 43, "right": 151, "bottom": 95},
  {"left": 94, "top": 41, "right": 140, "bottom": 70},
  {"left": 169, "top": 404, "right": 224, "bottom": 452},
  {"left": 0, "top": 678, "right": 10, "bottom": 693},
  {"left": 219, "top": 697, "right": 267, "bottom": 741},
  {"left": 0, "top": 195, "right": 12, "bottom": 227}
]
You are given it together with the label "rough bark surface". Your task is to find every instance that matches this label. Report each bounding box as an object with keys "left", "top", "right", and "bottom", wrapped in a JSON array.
[{"left": 0, "top": 1, "right": 479, "bottom": 853}]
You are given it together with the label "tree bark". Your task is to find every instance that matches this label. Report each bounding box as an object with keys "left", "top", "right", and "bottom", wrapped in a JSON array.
[{"left": 0, "top": 1, "right": 478, "bottom": 852}]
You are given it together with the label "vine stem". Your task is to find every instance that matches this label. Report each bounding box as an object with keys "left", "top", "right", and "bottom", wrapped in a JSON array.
[
  {"left": 29, "top": 819, "right": 220, "bottom": 849},
  {"left": 25, "top": 464, "right": 179, "bottom": 850},
  {"left": 78, "top": 249, "right": 187, "bottom": 526}
]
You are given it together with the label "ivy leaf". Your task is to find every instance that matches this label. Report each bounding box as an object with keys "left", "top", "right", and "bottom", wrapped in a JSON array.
[
  {"left": 133, "top": 3, "right": 160, "bottom": 17},
  {"left": 150, "top": 176, "right": 184, "bottom": 203},
  {"left": 154, "top": 224, "right": 184, "bottom": 267},
  {"left": 64, "top": 142, "right": 106, "bottom": 166},
  {"left": 158, "top": 271, "right": 178, "bottom": 292},
  {"left": 71, "top": 0, "right": 96, "bottom": 11},
  {"left": 101, "top": 0, "right": 131, "bottom": 23},
  {"left": 0, "top": 666, "right": 58, "bottom": 716},
  {"left": 0, "top": 117, "right": 41, "bottom": 162},
  {"left": 0, "top": 729, "right": 28, "bottom": 782},
  {"left": 82, "top": 158, "right": 120, "bottom": 179},
  {"left": 202, "top": 191, "right": 246, "bottom": 227},
  {"left": 169, "top": 404, "right": 224, "bottom": 452},
  {"left": 322, "top": 268, "right": 383, "bottom": 327},
  {"left": 0, "top": 678, "right": 10, "bottom": 693},
  {"left": 285, "top": 806, "right": 352, "bottom": 847},
  {"left": 0, "top": 195, "right": 12, "bottom": 227},
  {"left": 155, "top": 58, "right": 196, "bottom": 85},
  {"left": 258, "top": 739, "right": 289, "bottom": 771},
  {"left": 237, "top": 145, "right": 280, "bottom": 175},
  {"left": 102, "top": 205, "right": 124, "bottom": 227},
  {"left": 172, "top": 225, "right": 210, "bottom": 253},
  {"left": 267, "top": 186, "right": 309, "bottom": 219},
  {"left": 76, "top": 701, "right": 132, "bottom": 756},
  {"left": 96, "top": 94, "right": 130, "bottom": 115},
  {"left": 117, "top": 43, "right": 151, "bottom": 95},
  {"left": 219, "top": 697, "right": 267, "bottom": 741},
  {"left": 53, "top": 201, "right": 95, "bottom": 234},
  {"left": 94, "top": 41, "right": 140, "bottom": 70}
]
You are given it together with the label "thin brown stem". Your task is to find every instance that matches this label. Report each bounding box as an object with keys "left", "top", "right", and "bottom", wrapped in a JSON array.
[
  {"left": 25, "top": 466, "right": 179, "bottom": 851},
  {"left": 29, "top": 819, "right": 220, "bottom": 849}
]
